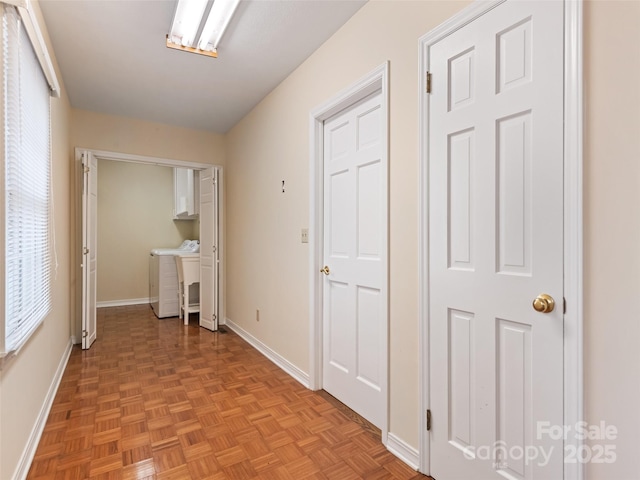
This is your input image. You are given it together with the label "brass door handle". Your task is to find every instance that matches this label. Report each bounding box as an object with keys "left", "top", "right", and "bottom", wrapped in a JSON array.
[
  {"left": 532, "top": 294, "right": 555, "bottom": 313},
  {"left": 320, "top": 266, "right": 330, "bottom": 275}
]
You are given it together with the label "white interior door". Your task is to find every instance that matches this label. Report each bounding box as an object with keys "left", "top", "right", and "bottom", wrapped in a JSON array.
[
  {"left": 81, "top": 151, "right": 97, "bottom": 349},
  {"left": 428, "top": 1, "right": 565, "bottom": 479},
  {"left": 199, "top": 167, "right": 219, "bottom": 331},
  {"left": 322, "top": 90, "right": 387, "bottom": 429}
]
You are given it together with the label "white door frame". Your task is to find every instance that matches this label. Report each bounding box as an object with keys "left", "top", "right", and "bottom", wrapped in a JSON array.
[
  {"left": 74, "top": 147, "right": 225, "bottom": 343},
  {"left": 309, "top": 62, "right": 390, "bottom": 442},
  {"left": 418, "top": 1, "right": 583, "bottom": 478}
]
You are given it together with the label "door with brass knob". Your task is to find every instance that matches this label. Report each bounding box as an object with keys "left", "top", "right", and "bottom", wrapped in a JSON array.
[
  {"left": 533, "top": 293, "right": 555, "bottom": 313},
  {"left": 320, "top": 87, "right": 387, "bottom": 431},
  {"left": 426, "top": 1, "right": 566, "bottom": 478}
]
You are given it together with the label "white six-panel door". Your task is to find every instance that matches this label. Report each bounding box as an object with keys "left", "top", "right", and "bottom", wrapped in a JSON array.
[
  {"left": 199, "top": 167, "right": 219, "bottom": 331},
  {"left": 82, "top": 151, "right": 98, "bottom": 349},
  {"left": 322, "top": 90, "right": 386, "bottom": 428},
  {"left": 428, "top": 1, "right": 564, "bottom": 479}
]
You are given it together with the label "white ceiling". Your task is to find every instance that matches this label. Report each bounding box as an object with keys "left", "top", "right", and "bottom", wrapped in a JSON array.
[{"left": 39, "top": 0, "right": 366, "bottom": 133}]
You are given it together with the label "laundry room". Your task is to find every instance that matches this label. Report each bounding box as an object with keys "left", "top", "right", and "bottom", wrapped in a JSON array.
[
  {"left": 96, "top": 159, "right": 198, "bottom": 309},
  {"left": 69, "top": 109, "right": 226, "bottom": 337}
]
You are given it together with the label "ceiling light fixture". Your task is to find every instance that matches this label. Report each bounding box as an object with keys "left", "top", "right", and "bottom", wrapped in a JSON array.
[{"left": 166, "top": 0, "right": 240, "bottom": 58}]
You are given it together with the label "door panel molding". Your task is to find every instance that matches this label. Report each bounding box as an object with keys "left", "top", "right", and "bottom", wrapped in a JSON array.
[
  {"left": 309, "top": 62, "right": 389, "bottom": 443},
  {"left": 81, "top": 150, "right": 97, "bottom": 350},
  {"left": 417, "top": 2, "right": 583, "bottom": 478},
  {"left": 199, "top": 167, "right": 220, "bottom": 332}
]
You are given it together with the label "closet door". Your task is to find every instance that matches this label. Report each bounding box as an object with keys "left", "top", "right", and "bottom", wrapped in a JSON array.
[{"left": 199, "top": 167, "right": 219, "bottom": 331}]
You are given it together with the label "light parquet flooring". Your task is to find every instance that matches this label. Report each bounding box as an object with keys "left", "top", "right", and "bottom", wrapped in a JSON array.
[{"left": 27, "top": 304, "right": 430, "bottom": 480}]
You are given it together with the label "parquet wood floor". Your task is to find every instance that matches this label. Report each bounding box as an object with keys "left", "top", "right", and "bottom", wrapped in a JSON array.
[{"left": 27, "top": 304, "right": 431, "bottom": 480}]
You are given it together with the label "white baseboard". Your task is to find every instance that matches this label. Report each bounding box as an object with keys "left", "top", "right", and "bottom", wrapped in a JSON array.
[
  {"left": 13, "top": 338, "right": 73, "bottom": 480},
  {"left": 387, "top": 432, "right": 420, "bottom": 471},
  {"left": 97, "top": 297, "right": 149, "bottom": 308},
  {"left": 224, "top": 317, "right": 310, "bottom": 388}
]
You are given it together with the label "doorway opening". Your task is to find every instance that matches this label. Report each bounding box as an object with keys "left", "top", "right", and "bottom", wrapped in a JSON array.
[
  {"left": 75, "top": 148, "right": 224, "bottom": 349},
  {"left": 309, "top": 62, "right": 390, "bottom": 444}
]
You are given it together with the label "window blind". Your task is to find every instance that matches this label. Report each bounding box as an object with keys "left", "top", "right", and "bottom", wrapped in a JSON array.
[{"left": 3, "top": 4, "right": 51, "bottom": 354}]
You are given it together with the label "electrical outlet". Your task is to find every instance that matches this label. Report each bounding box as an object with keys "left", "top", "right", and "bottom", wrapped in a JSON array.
[
  {"left": 301, "top": 228, "right": 309, "bottom": 243},
  {"left": 256, "top": 309, "right": 260, "bottom": 322}
]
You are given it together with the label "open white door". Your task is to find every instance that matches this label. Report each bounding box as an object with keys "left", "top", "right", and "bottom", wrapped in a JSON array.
[
  {"left": 199, "top": 167, "right": 219, "bottom": 331},
  {"left": 81, "top": 151, "right": 97, "bottom": 349}
]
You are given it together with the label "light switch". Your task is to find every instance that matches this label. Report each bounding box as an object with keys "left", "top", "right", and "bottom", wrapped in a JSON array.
[{"left": 301, "top": 228, "right": 309, "bottom": 243}]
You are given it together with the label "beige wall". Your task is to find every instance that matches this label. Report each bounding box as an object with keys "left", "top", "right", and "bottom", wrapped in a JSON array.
[
  {"left": 584, "top": 1, "right": 640, "bottom": 479},
  {"left": 71, "top": 109, "right": 226, "bottom": 165},
  {"left": 97, "top": 160, "right": 195, "bottom": 303},
  {"left": 226, "top": 0, "right": 640, "bottom": 478},
  {"left": 0, "top": 1, "right": 72, "bottom": 478},
  {"left": 225, "top": 0, "right": 472, "bottom": 449}
]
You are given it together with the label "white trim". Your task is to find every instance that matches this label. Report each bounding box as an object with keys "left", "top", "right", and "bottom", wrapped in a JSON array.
[
  {"left": 12, "top": 338, "right": 72, "bottom": 480},
  {"left": 309, "top": 62, "right": 390, "bottom": 444},
  {"left": 224, "top": 317, "right": 310, "bottom": 388},
  {"left": 417, "top": 1, "right": 583, "bottom": 477},
  {"left": 75, "top": 147, "right": 218, "bottom": 170},
  {"left": 387, "top": 432, "right": 420, "bottom": 472},
  {"left": 5, "top": 0, "right": 61, "bottom": 97},
  {"left": 418, "top": 0, "right": 505, "bottom": 45},
  {"left": 562, "top": 2, "right": 584, "bottom": 480},
  {"left": 216, "top": 169, "right": 226, "bottom": 333},
  {"left": 97, "top": 297, "right": 150, "bottom": 308}
]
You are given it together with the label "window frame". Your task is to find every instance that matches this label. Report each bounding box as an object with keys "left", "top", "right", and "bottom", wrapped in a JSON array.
[{"left": 1, "top": 0, "right": 60, "bottom": 359}]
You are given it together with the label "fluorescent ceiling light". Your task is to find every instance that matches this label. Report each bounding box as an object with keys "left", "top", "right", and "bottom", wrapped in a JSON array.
[
  {"left": 169, "top": 0, "right": 207, "bottom": 47},
  {"left": 167, "top": 0, "right": 240, "bottom": 58},
  {"left": 198, "top": 0, "right": 240, "bottom": 52}
]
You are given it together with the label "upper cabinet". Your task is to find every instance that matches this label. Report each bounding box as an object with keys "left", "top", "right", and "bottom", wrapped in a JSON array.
[{"left": 174, "top": 168, "right": 199, "bottom": 220}]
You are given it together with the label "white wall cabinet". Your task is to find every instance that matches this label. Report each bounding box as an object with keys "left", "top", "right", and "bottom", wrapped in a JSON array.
[{"left": 174, "top": 168, "right": 199, "bottom": 219}]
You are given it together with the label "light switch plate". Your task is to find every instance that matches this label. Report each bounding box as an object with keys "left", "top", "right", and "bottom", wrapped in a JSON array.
[{"left": 301, "top": 228, "right": 309, "bottom": 243}]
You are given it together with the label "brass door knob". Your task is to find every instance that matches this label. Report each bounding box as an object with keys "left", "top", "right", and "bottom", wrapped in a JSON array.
[
  {"left": 320, "top": 266, "right": 330, "bottom": 275},
  {"left": 532, "top": 294, "right": 555, "bottom": 313}
]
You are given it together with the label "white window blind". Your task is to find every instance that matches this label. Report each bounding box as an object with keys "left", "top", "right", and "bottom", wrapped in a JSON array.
[{"left": 3, "top": 4, "right": 52, "bottom": 355}]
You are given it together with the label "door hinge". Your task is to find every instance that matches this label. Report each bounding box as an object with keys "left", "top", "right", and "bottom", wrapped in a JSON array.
[
  {"left": 426, "top": 409, "right": 432, "bottom": 431},
  {"left": 563, "top": 297, "right": 567, "bottom": 314},
  {"left": 426, "top": 72, "right": 432, "bottom": 94},
  {"left": 213, "top": 314, "right": 217, "bottom": 321},
  {"left": 83, "top": 247, "right": 89, "bottom": 255},
  {"left": 83, "top": 163, "right": 90, "bottom": 173},
  {"left": 82, "top": 330, "right": 88, "bottom": 338}
]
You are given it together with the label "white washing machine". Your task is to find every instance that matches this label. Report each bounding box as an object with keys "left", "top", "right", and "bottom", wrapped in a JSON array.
[{"left": 149, "top": 240, "right": 199, "bottom": 318}]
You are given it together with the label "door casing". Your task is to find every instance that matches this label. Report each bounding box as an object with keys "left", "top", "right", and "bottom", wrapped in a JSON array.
[
  {"left": 309, "top": 62, "right": 390, "bottom": 443},
  {"left": 74, "top": 147, "right": 225, "bottom": 344},
  {"left": 417, "top": 1, "right": 584, "bottom": 478}
]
